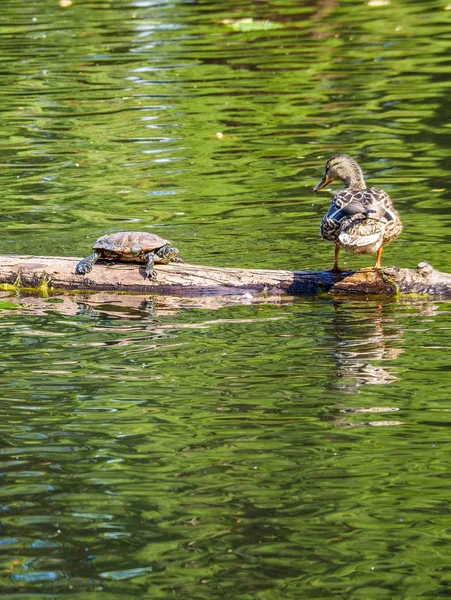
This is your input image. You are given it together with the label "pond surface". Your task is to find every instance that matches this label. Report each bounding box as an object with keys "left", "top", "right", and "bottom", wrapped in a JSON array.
[{"left": 0, "top": 0, "right": 450, "bottom": 598}]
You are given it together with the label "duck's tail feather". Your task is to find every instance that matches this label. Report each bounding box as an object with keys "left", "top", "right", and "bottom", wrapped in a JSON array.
[{"left": 338, "top": 217, "right": 385, "bottom": 255}]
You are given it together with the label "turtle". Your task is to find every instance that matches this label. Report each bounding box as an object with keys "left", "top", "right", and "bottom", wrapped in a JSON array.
[{"left": 75, "top": 231, "right": 184, "bottom": 280}]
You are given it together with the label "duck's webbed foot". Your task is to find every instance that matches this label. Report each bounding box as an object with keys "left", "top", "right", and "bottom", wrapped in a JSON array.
[{"left": 327, "top": 265, "right": 348, "bottom": 274}]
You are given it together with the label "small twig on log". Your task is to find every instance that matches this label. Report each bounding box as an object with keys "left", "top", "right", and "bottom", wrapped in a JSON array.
[{"left": 0, "top": 255, "right": 450, "bottom": 297}]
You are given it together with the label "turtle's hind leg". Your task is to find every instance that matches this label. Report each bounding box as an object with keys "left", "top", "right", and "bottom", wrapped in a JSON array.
[
  {"left": 75, "top": 251, "right": 101, "bottom": 276},
  {"left": 144, "top": 252, "right": 157, "bottom": 280}
]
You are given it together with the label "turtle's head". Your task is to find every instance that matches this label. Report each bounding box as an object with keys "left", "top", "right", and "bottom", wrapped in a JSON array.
[
  {"left": 313, "top": 154, "right": 366, "bottom": 192},
  {"left": 157, "top": 245, "right": 180, "bottom": 262},
  {"left": 165, "top": 246, "right": 179, "bottom": 260}
]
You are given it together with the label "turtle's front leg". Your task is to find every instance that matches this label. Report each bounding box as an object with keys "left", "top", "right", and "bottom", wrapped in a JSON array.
[
  {"left": 75, "top": 251, "right": 101, "bottom": 276},
  {"left": 144, "top": 252, "right": 157, "bottom": 280}
]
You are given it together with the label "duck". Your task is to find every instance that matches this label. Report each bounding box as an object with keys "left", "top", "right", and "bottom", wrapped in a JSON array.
[{"left": 313, "top": 153, "right": 402, "bottom": 272}]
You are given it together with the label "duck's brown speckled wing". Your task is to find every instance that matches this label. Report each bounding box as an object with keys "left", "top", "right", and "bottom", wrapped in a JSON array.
[{"left": 320, "top": 187, "right": 402, "bottom": 250}]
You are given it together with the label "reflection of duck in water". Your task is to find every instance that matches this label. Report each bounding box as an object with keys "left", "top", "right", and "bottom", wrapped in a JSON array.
[
  {"left": 314, "top": 154, "right": 403, "bottom": 272},
  {"left": 326, "top": 300, "right": 403, "bottom": 393},
  {"left": 331, "top": 406, "right": 404, "bottom": 429}
]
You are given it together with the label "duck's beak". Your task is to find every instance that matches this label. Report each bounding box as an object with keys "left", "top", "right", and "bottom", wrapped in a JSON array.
[{"left": 313, "top": 175, "right": 331, "bottom": 192}]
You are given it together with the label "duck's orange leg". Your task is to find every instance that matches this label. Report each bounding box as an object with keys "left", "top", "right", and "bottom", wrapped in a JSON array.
[
  {"left": 374, "top": 245, "right": 383, "bottom": 269},
  {"left": 360, "top": 245, "right": 384, "bottom": 272},
  {"left": 328, "top": 244, "right": 347, "bottom": 273}
]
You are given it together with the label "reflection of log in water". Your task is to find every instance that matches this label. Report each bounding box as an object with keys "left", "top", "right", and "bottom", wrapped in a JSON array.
[
  {"left": 1, "top": 290, "right": 294, "bottom": 319},
  {"left": 0, "top": 255, "right": 451, "bottom": 297},
  {"left": 325, "top": 301, "right": 404, "bottom": 393}
]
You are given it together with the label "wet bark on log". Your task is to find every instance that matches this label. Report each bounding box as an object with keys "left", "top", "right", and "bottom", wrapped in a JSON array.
[{"left": 0, "top": 255, "right": 450, "bottom": 297}]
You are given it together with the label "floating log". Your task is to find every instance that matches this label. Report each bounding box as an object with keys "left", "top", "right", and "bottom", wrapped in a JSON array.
[{"left": 0, "top": 255, "right": 450, "bottom": 297}]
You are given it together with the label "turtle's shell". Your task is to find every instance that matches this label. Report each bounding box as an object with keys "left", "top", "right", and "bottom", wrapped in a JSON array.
[{"left": 94, "top": 232, "right": 170, "bottom": 257}]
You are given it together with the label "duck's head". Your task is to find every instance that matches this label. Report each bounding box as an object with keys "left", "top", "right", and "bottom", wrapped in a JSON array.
[{"left": 313, "top": 153, "right": 366, "bottom": 192}]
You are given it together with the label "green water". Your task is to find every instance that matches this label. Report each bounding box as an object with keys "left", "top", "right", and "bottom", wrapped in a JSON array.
[{"left": 0, "top": 0, "right": 451, "bottom": 598}]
